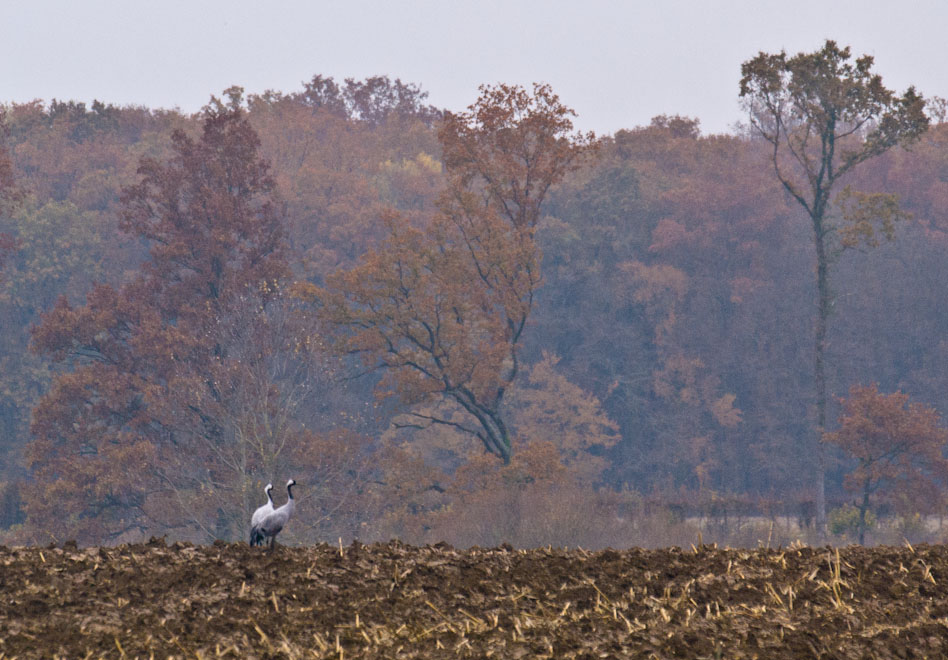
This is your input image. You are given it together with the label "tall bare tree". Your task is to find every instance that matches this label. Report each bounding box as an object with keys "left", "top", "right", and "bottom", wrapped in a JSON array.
[{"left": 740, "top": 40, "right": 928, "bottom": 530}]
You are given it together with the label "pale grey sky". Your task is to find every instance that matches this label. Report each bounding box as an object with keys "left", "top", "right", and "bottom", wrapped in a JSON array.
[{"left": 2, "top": 0, "right": 946, "bottom": 135}]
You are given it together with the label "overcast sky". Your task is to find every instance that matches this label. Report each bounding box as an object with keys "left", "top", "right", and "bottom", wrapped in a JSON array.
[{"left": 3, "top": 0, "right": 946, "bottom": 136}]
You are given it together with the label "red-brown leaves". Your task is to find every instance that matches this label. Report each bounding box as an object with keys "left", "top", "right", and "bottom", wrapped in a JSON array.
[
  {"left": 825, "top": 384, "right": 948, "bottom": 525},
  {"left": 440, "top": 83, "right": 594, "bottom": 230},
  {"left": 120, "top": 103, "right": 287, "bottom": 308},
  {"left": 25, "top": 104, "right": 293, "bottom": 543},
  {"left": 321, "top": 84, "right": 592, "bottom": 464}
]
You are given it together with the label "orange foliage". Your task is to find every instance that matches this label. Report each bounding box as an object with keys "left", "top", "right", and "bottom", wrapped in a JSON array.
[
  {"left": 825, "top": 384, "right": 948, "bottom": 543},
  {"left": 511, "top": 352, "right": 619, "bottom": 481},
  {"left": 320, "top": 84, "right": 593, "bottom": 464},
  {"left": 825, "top": 384, "right": 948, "bottom": 512},
  {"left": 247, "top": 78, "right": 443, "bottom": 279}
]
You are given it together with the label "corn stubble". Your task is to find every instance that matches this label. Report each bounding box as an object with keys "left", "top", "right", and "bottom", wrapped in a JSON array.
[{"left": 1, "top": 538, "right": 947, "bottom": 658}]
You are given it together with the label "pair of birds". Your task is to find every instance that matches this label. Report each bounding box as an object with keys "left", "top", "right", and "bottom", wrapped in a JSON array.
[{"left": 249, "top": 478, "right": 296, "bottom": 551}]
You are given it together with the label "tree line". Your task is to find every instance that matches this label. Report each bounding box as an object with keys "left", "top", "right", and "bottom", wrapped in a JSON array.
[{"left": 1, "top": 42, "right": 948, "bottom": 547}]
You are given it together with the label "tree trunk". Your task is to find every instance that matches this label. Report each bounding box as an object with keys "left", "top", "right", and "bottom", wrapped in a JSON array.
[
  {"left": 813, "top": 209, "right": 831, "bottom": 537},
  {"left": 858, "top": 478, "right": 871, "bottom": 545}
]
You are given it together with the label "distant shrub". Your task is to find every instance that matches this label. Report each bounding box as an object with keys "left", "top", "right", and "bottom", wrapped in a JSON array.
[{"left": 829, "top": 504, "right": 875, "bottom": 541}]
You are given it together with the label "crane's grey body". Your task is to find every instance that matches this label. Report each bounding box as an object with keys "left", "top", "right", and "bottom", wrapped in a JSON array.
[
  {"left": 249, "top": 483, "right": 275, "bottom": 546},
  {"left": 257, "top": 479, "right": 296, "bottom": 551}
]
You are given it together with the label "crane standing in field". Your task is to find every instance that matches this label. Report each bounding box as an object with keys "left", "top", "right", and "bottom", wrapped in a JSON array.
[
  {"left": 256, "top": 479, "right": 297, "bottom": 552},
  {"left": 249, "top": 483, "right": 275, "bottom": 547}
]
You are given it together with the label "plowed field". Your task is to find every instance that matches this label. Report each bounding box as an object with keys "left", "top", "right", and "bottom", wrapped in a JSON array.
[{"left": 2, "top": 539, "right": 948, "bottom": 658}]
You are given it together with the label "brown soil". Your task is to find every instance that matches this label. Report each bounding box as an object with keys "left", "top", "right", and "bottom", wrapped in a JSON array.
[{"left": 1, "top": 539, "right": 947, "bottom": 658}]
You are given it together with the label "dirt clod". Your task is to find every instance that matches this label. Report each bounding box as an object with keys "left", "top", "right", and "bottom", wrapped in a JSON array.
[{"left": 1, "top": 542, "right": 947, "bottom": 658}]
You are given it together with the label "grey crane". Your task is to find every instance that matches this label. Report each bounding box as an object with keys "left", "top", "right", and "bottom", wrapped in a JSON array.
[
  {"left": 249, "top": 482, "right": 275, "bottom": 546},
  {"left": 257, "top": 479, "right": 296, "bottom": 552}
]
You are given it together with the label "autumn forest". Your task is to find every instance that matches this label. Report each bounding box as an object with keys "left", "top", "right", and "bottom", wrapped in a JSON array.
[{"left": 3, "top": 42, "right": 948, "bottom": 549}]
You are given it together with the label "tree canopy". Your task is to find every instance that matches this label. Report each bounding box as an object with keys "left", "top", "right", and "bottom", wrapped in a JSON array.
[
  {"left": 739, "top": 39, "right": 929, "bottom": 532},
  {"left": 825, "top": 384, "right": 948, "bottom": 544},
  {"left": 27, "top": 101, "right": 294, "bottom": 543},
  {"left": 317, "top": 84, "right": 593, "bottom": 464},
  {"left": 3, "top": 65, "right": 948, "bottom": 548}
]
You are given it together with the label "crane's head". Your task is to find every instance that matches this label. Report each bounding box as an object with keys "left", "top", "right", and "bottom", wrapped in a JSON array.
[{"left": 265, "top": 483, "right": 274, "bottom": 494}]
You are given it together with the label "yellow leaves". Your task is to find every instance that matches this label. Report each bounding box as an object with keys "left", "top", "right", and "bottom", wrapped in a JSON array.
[
  {"left": 374, "top": 153, "right": 445, "bottom": 213},
  {"left": 286, "top": 280, "right": 319, "bottom": 302},
  {"left": 414, "top": 152, "right": 442, "bottom": 174},
  {"left": 378, "top": 152, "right": 442, "bottom": 177},
  {"left": 836, "top": 185, "right": 909, "bottom": 249}
]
